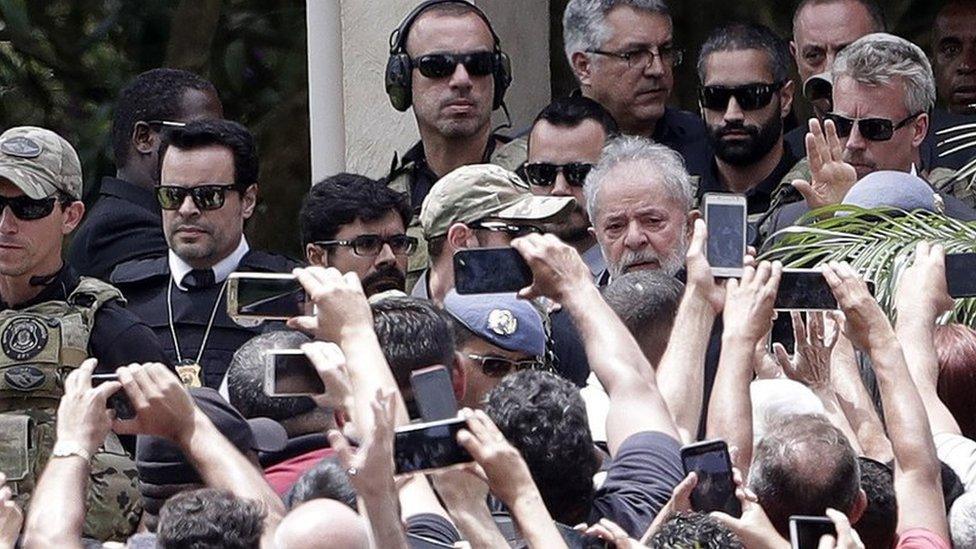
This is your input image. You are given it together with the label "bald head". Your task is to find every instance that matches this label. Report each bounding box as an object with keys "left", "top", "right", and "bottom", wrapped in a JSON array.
[{"left": 274, "top": 499, "right": 370, "bottom": 549}]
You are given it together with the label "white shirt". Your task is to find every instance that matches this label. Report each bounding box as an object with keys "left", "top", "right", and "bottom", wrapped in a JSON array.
[{"left": 168, "top": 237, "right": 250, "bottom": 291}]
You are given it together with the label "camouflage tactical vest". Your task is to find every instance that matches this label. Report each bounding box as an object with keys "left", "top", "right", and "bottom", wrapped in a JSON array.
[{"left": 0, "top": 277, "right": 141, "bottom": 541}]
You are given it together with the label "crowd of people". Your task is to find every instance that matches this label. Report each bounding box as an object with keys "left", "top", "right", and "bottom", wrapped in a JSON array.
[{"left": 0, "top": 0, "right": 975, "bottom": 547}]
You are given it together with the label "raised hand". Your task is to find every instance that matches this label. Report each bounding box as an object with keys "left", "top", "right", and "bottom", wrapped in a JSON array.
[
  {"left": 722, "top": 261, "right": 782, "bottom": 346},
  {"left": 792, "top": 118, "right": 858, "bottom": 210},
  {"left": 894, "top": 242, "right": 953, "bottom": 324},
  {"left": 774, "top": 311, "right": 838, "bottom": 392},
  {"left": 0, "top": 474, "right": 22, "bottom": 549},
  {"left": 55, "top": 358, "right": 121, "bottom": 457},
  {"left": 327, "top": 389, "right": 397, "bottom": 498},
  {"left": 288, "top": 267, "right": 374, "bottom": 343},
  {"left": 822, "top": 262, "right": 891, "bottom": 353},
  {"left": 685, "top": 218, "right": 726, "bottom": 315},
  {"left": 510, "top": 233, "right": 592, "bottom": 304}
]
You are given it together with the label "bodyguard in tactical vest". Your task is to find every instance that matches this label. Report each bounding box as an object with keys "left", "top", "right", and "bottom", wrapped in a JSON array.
[
  {"left": 0, "top": 126, "right": 167, "bottom": 540},
  {"left": 111, "top": 120, "right": 299, "bottom": 389}
]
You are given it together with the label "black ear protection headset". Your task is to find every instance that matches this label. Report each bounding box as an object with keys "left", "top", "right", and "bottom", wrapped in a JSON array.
[{"left": 385, "top": 0, "right": 512, "bottom": 112}]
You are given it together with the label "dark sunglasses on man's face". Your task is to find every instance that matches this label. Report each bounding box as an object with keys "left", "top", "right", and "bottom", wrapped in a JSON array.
[
  {"left": 0, "top": 195, "right": 60, "bottom": 221},
  {"left": 411, "top": 51, "right": 495, "bottom": 79},
  {"left": 699, "top": 82, "right": 784, "bottom": 111},
  {"left": 524, "top": 162, "right": 593, "bottom": 188},
  {"left": 466, "top": 353, "right": 542, "bottom": 378},
  {"left": 156, "top": 183, "right": 240, "bottom": 211},
  {"left": 823, "top": 112, "right": 922, "bottom": 142}
]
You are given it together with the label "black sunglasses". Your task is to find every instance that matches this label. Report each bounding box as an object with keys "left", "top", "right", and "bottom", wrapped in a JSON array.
[
  {"left": 314, "top": 234, "right": 418, "bottom": 257},
  {"left": 699, "top": 82, "right": 784, "bottom": 111},
  {"left": 524, "top": 162, "right": 594, "bottom": 188},
  {"left": 823, "top": 112, "right": 922, "bottom": 142},
  {"left": 156, "top": 183, "right": 241, "bottom": 211},
  {"left": 466, "top": 353, "right": 542, "bottom": 378},
  {"left": 411, "top": 51, "right": 495, "bottom": 79},
  {"left": 0, "top": 195, "right": 61, "bottom": 221}
]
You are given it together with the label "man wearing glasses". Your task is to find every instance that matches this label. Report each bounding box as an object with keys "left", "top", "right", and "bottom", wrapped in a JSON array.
[
  {"left": 112, "top": 119, "right": 299, "bottom": 389},
  {"left": 383, "top": 1, "right": 525, "bottom": 292},
  {"left": 562, "top": 0, "right": 710, "bottom": 177},
  {"left": 0, "top": 126, "right": 166, "bottom": 539},
  {"left": 70, "top": 68, "right": 223, "bottom": 280},
  {"left": 695, "top": 23, "right": 798, "bottom": 232},
  {"left": 525, "top": 96, "right": 619, "bottom": 279},
  {"left": 299, "top": 173, "right": 414, "bottom": 297}
]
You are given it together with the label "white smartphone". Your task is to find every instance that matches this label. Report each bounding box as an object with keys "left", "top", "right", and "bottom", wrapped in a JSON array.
[
  {"left": 264, "top": 349, "right": 325, "bottom": 397},
  {"left": 703, "top": 193, "right": 747, "bottom": 278},
  {"left": 226, "top": 272, "right": 310, "bottom": 321}
]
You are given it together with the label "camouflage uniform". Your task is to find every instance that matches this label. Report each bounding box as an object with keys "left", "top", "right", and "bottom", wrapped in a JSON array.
[{"left": 0, "top": 278, "right": 141, "bottom": 541}]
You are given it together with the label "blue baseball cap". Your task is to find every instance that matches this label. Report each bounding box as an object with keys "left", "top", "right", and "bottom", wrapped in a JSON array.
[{"left": 443, "top": 290, "right": 546, "bottom": 357}]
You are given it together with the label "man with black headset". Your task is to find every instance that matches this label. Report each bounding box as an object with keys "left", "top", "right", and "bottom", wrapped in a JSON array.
[{"left": 382, "top": 0, "right": 526, "bottom": 292}]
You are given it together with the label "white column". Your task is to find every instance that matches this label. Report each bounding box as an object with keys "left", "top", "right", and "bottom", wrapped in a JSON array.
[{"left": 306, "top": 0, "right": 346, "bottom": 183}]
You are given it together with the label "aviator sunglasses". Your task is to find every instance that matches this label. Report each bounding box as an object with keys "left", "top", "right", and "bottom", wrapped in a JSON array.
[
  {"left": 411, "top": 51, "right": 495, "bottom": 78},
  {"left": 156, "top": 183, "right": 242, "bottom": 211},
  {"left": 699, "top": 82, "right": 784, "bottom": 111},
  {"left": 822, "top": 112, "right": 922, "bottom": 142},
  {"left": 466, "top": 353, "right": 543, "bottom": 378}
]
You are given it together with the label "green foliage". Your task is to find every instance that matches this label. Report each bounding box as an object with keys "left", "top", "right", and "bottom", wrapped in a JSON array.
[{"left": 761, "top": 206, "right": 976, "bottom": 325}]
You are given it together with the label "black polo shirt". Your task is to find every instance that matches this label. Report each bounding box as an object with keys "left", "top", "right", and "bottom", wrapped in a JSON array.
[
  {"left": 696, "top": 145, "right": 799, "bottom": 216},
  {"left": 69, "top": 177, "right": 169, "bottom": 281}
]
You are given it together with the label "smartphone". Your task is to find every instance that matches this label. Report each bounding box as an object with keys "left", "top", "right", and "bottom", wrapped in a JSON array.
[
  {"left": 264, "top": 350, "right": 325, "bottom": 397},
  {"left": 945, "top": 253, "right": 976, "bottom": 297},
  {"left": 680, "top": 439, "right": 741, "bottom": 517},
  {"left": 770, "top": 312, "right": 797, "bottom": 355},
  {"left": 394, "top": 417, "right": 472, "bottom": 475},
  {"left": 775, "top": 269, "right": 875, "bottom": 310},
  {"left": 704, "top": 193, "right": 747, "bottom": 278},
  {"left": 226, "top": 273, "right": 309, "bottom": 321},
  {"left": 91, "top": 373, "right": 136, "bottom": 420},
  {"left": 453, "top": 248, "right": 532, "bottom": 295},
  {"left": 410, "top": 365, "right": 458, "bottom": 422},
  {"left": 789, "top": 515, "right": 836, "bottom": 549}
]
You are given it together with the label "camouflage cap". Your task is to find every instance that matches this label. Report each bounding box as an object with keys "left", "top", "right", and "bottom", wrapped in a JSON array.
[
  {"left": 420, "top": 163, "right": 575, "bottom": 240},
  {"left": 0, "top": 126, "right": 82, "bottom": 200}
]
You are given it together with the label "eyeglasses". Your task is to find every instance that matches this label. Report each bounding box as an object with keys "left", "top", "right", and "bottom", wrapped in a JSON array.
[
  {"left": 699, "top": 82, "right": 784, "bottom": 111},
  {"left": 156, "top": 183, "right": 241, "bottom": 211},
  {"left": 586, "top": 45, "right": 683, "bottom": 68},
  {"left": 411, "top": 51, "right": 495, "bottom": 79},
  {"left": 468, "top": 220, "right": 543, "bottom": 237},
  {"left": 823, "top": 112, "right": 922, "bottom": 142},
  {"left": 314, "top": 234, "right": 418, "bottom": 257},
  {"left": 466, "top": 353, "right": 543, "bottom": 378},
  {"left": 524, "top": 162, "right": 593, "bottom": 188},
  {"left": 0, "top": 195, "right": 61, "bottom": 221}
]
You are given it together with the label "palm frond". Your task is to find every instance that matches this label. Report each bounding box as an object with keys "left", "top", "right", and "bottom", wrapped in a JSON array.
[
  {"left": 935, "top": 121, "right": 976, "bottom": 188},
  {"left": 760, "top": 206, "right": 976, "bottom": 325}
]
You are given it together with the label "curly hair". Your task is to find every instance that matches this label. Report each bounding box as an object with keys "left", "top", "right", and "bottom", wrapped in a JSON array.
[
  {"left": 649, "top": 511, "right": 743, "bottom": 548},
  {"left": 484, "top": 369, "right": 598, "bottom": 525},
  {"left": 157, "top": 488, "right": 265, "bottom": 549}
]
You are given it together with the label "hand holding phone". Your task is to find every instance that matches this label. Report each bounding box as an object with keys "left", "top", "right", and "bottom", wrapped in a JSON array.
[
  {"left": 453, "top": 248, "right": 532, "bottom": 295},
  {"left": 227, "top": 273, "right": 309, "bottom": 321},
  {"left": 91, "top": 373, "right": 136, "bottom": 420},
  {"left": 680, "top": 439, "right": 741, "bottom": 517},
  {"left": 394, "top": 417, "right": 473, "bottom": 475},
  {"left": 945, "top": 252, "right": 976, "bottom": 298},
  {"left": 410, "top": 365, "right": 458, "bottom": 422},
  {"left": 704, "top": 193, "right": 747, "bottom": 278},
  {"left": 265, "top": 349, "right": 325, "bottom": 397},
  {"left": 789, "top": 515, "right": 836, "bottom": 549}
]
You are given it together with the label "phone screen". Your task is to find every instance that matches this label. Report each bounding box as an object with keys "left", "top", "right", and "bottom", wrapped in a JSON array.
[
  {"left": 269, "top": 352, "right": 325, "bottom": 396},
  {"left": 453, "top": 248, "right": 533, "bottom": 295},
  {"left": 410, "top": 366, "right": 459, "bottom": 422},
  {"left": 946, "top": 253, "right": 976, "bottom": 298},
  {"left": 232, "top": 276, "right": 306, "bottom": 319},
  {"left": 789, "top": 516, "right": 836, "bottom": 549},
  {"left": 394, "top": 418, "right": 472, "bottom": 475},
  {"left": 91, "top": 373, "right": 136, "bottom": 420},
  {"left": 706, "top": 203, "right": 746, "bottom": 270},
  {"left": 775, "top": 270, "right": 837, "bottom": 310},
  {"left": 682, "top": 441, "right": 741, "bottom": 517}
]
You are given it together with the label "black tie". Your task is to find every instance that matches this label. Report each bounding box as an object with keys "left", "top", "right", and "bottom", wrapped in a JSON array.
[{"left": 183, "top": 269, "right": 215, "bottom": 290}]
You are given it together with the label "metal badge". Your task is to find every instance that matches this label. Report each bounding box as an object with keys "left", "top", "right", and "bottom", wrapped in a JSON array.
[
  {"left": 487, "top": 309, "right": 517, "bottom": 336},
  {"left": 0, "top": 136, "right": 41, "bottom": 158},
  {"left": 175, "top": 359, "right": 203, "bottom": 388},
  {"left": 4, "top": 365, "right": 46, "bottom": 392},
  {"left": 1, "top": 318, "right": 49, "bottom": 361}
]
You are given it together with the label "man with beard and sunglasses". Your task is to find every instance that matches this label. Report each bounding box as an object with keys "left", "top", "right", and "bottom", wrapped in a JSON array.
[
  {"left": 112, "top": 120, "right": 299, "bottom": 389},
  {"left": 525, "top": 96, "right": 619, "bottom": 279},
  {"left": 383, "top": 0, "right": 525, "bottom": 293},
  {"left": 696, "top": 23, "right": 799, "bottom": 236},
  {"left": 300, "top": 174, "right": 413, "bottom": 297},
  {"left": 0, "top": 126, "right": 167, "bottom": 540}
]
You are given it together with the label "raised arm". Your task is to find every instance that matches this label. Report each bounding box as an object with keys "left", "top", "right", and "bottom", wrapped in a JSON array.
[
  {"left": 829, "top": 330, "right": 893, "bottom": 462},
  {"left": 512, "top": 234, "right": 678, "bottom": 454},
  {"left": 823, "top": 261, "right": 948, "bottom": 539},
  {"left": 706, "top": 261, "right": 781, "bottom": 473},
  {"left": 791, "top": 118, "right": 858, "bottom": 211},
  {"left": 656, "top": 219, "right": 725, "bottom": 444}
]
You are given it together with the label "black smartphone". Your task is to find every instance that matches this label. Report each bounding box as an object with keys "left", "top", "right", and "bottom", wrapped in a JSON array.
[
  {"left": 680, "top": 439, "right": 741, "bottom": 517},
  {"left": 945, "top": 253, "right": 976, "bottom": 298},
  {"left": 410, "top": 365, "right": 458, "bottom": 422},
  {"left": 265, "top": 350, "right": 325, "bottom": 397},
  {"left": 394, "top": 417, "right": 472, "bottom": 475},
  {"left": 704, "top": 193, "right": 747, "bottom": 277},
  {"left": 770, "top": 312, "right": 796, "bottom": 355},
  {"left": 789, "top": 515, "right": 836, "bottom": 549},
  {"left": 453, "top": 248, "right": 532, "bottom": 295},
  {"left": 775, "top": 269, "right": 837, "bottom": 310},
  {"left": 226, "top": 273, "right": 309, "bottom": 321},
  {"left": 90, "top": 373, "right": 136, "bottom": 420}
]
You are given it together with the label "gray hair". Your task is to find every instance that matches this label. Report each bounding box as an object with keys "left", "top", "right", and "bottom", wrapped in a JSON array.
[
  {"left": 832, "top": 33, "right": 936, "bottom": 115},
  {"left": 562, "top": 0, "right": 671, "bottom": 69},
  {"left": 583, "top": 135, "right": 693, "bottom": 223}
]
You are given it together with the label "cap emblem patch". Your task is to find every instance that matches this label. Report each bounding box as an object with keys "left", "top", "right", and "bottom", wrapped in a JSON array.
[
  {"left": 0, "top": 137, "right": 41, "bottom": 158},
  {"left": 487, "top": 309, "right": 517, "bottom": 336}
]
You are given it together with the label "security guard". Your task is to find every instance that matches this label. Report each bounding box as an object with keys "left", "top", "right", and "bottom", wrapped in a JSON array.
[
  {"left": 111, "top": 119, "right": 299, "bottom": 389},
  {"left": 382, "top": 0, "right": 526, "bottom": 290},
  {"left": 0, "top": 126, "right": 165, "bottom": 540}
]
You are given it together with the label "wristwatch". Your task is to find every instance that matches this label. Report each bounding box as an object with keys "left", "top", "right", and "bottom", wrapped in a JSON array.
[{"left": 51, "top": 441, "right": 92, "bottom": 462}]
